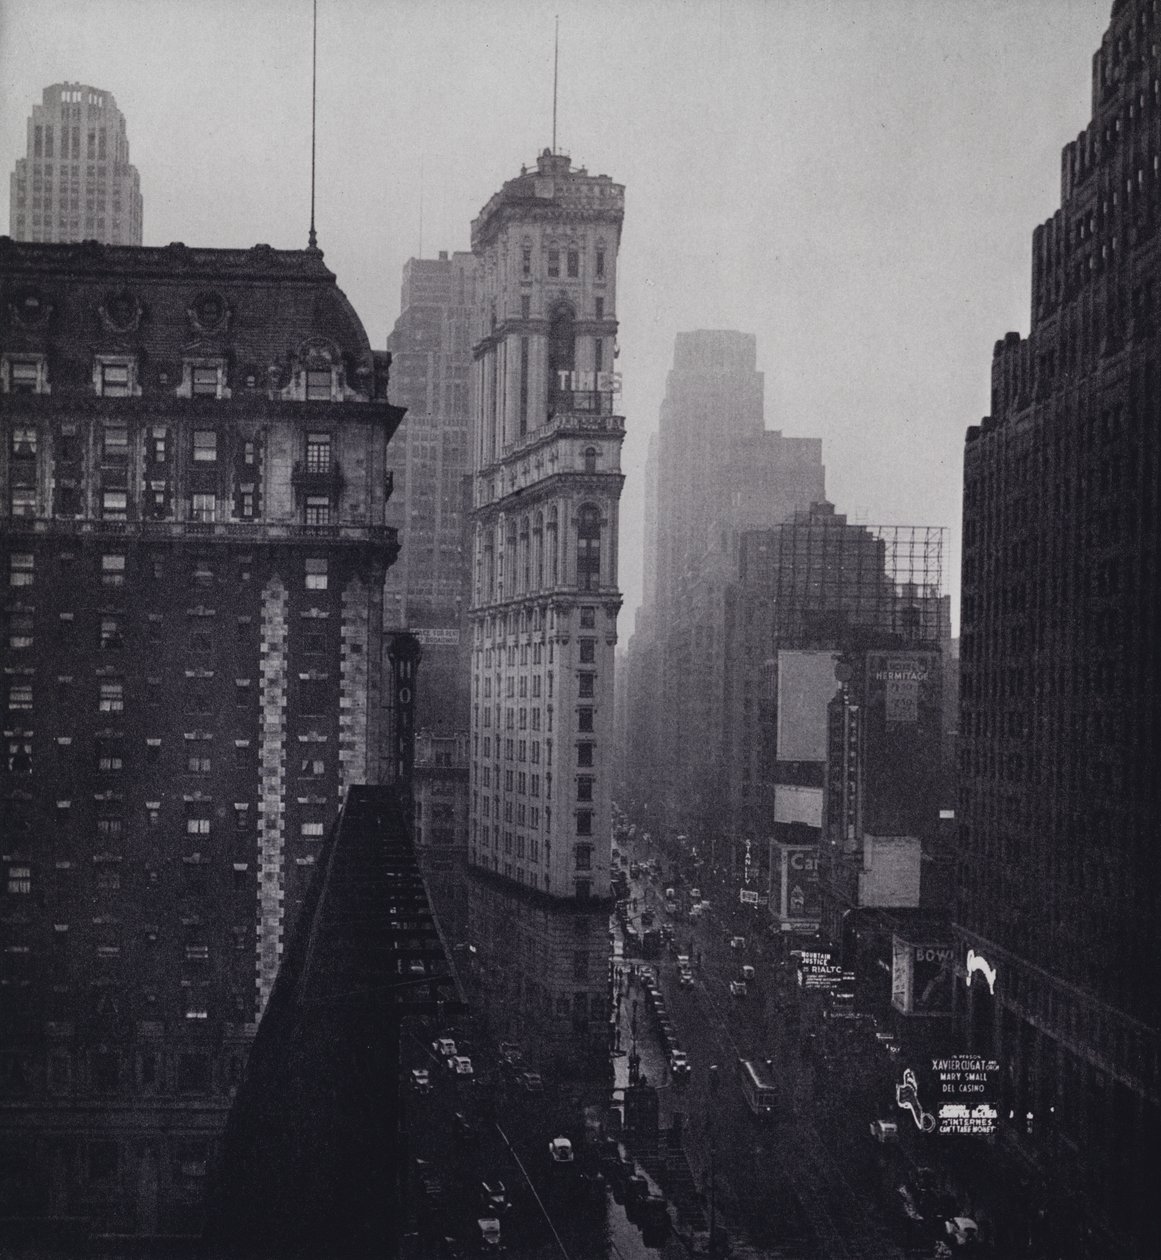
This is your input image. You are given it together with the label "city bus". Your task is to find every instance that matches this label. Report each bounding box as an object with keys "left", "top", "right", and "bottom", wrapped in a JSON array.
[{"left": 738, "top": 1058, "right": 777, "bottom": 1119}]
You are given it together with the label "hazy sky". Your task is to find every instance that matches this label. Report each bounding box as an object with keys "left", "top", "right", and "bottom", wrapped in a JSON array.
[{"left": 1, "top": 0, "right": 1112, "bottom": 635}]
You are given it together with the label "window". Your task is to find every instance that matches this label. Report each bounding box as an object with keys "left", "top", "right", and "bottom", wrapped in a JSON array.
[
  {"left": 98, "top": 682, "right": 124, "bottom": 713},
  {"left": 186, "top": 817, "right": 210, "bottom": 836},
  {"left": 547, "top": 248, "right": 560, "bottom": 278},
  {"left": 577, "top": 708, "right": 593, "bottom": 733},
  {"left": 577, "top": 777, "right": 593, "bottom": 802},
  {"left": 306, "top": 370, "right": 333, "bottom": 401},
  {"left": 239, "top": 487, "right": 256, "bottom": 519},
  {"left": 191, "top": 493, "right": 216, "bottom": 523},
  {"left": 191, "top": 366, "right": 219, "bottom": 397},
  {"left": 305, "top": 557, "right": 328, "bottom": 590},
  {"left": 9, "top": 554, "right": 33, "bottom": 587},
  {"left": 187, "top": 756, "right": 211, "bottom": 774},
  {"left": 301, "top": 759, "right": 325, "bottom": 777},
  {"left": 578, "top": 673, "right": 595, "bottom": 699},
  {"left": 579, "top": 606, "right": 596, "bottom": 629},
  {"left": 99, "top": 617, "right": 122, "bottom": 650},
  {"left": 7, "top": 612, "right": 33, "bottom": 650},
  {"left": 99, "top": 363, "right": 130, "bottom": 397},
  {"left": 10, "top": 488, "right": 36, "bottom": 517},
  {"left": 6, "top": 682, "right": 32, "bottom": 713},
  {"left": 301, "top": 822, "right": 325, "bottom": 839},
  {"left": 595, "top": 297, "right": 604, "bottom": 320},
  {"left": 577, "top": 505, "right": 601, "bottom": 590},
  {"left": 151, "top": 428, "right": 167, "bottom": 463},
  {"left": 101, "top": 554, "right": 126, "bottom": 586},
  {"left": 101, "top": 490, "right": 127, "bottom": 521},
  {"left": 304, "top": 496, "right": 330, "bottom": 525},
  {"left": 521, "top": 295, "right": 531, "bottom": 321},
  {"left": 192, "top": 430, "right": 217, "bottom": 462},
  {"left": 567, "top": 249, "right": 579, "bottom": 278},
  {"left": 575, "top": 844, "right": 592, "bottom": 870},
  {"left": 10, "top": 426, "right": 36, "bottom": 456},
  {"left": 522, "top": 245, "right": 532, "bottom": 277},
  {"left": 305, "top": 432, "right": 331, "bottom": 472},
  {"left": 103, "top": 425, "right": 128, "bottom": 458},
  {"left": 6, "top": 359, "right": 44, "bottom": 394},
  {"left": 596, "top": 247, "right": 606, "bottom": 278},
  {"left": 583, "top": 446, "right": 597, "bottom": 473}
]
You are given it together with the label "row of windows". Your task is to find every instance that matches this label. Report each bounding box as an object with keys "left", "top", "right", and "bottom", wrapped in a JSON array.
[
  {"left": 8, "top": 551, "right": 330, "bottom": 589},
  {"left": 520, "top": 242, "right": 607, "bottom": 281}
]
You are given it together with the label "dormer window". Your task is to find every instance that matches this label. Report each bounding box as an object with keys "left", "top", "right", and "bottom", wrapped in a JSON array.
[
  {"left": 192, "top": 367, "right": 220, "bottom": 396},
  {"left": 2, "top": 355, "right": 48, "bottom": 395},
  {"left": 93, "top": 356, "right": 137, "bottom": 398},
  {"left": 192, "top": 430, "right": 217, "bottom": 463},
  {"left": 179, "top": 359, "right": 227, "bottom": 400},
  {"left": 306, "top": 369, "right": 333, "bottom": 401},
  {"left": 305, "top": 432, "right": 331, "bottom": 473}
]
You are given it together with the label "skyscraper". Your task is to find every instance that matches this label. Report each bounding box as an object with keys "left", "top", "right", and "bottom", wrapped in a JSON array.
[
  {"left": 467, "top": 149, "right": 625, "bottom": 900},
  {"left": 0, "top": 236, "right": 401, "bottom": 1236},
  {"left": 635, "top": 330, "right": 826, "bottom": 841},
  {"left": 8, "top": 83, "right": 143, "bottom": 246},
  {"left": 958, "top": 0, "right": 1159, "bottom": 1249}
]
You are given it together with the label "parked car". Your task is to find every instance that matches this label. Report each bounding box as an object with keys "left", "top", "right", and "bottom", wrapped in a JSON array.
[
  {"left": 869, "top": 1118, "right": 898, "bottom": 1142},
  {"left": 549, "top": 1136, "right": 574, "bottom": 1163},
  {"left": 729, "top": 980, "right": 747, "bottom": 997},
  {"left": 476, "top": 1217, "right": 503, "bottom": 1251},
  {"left": 943, "top": 1217, "right": 979, "bottom": 1247},
  {"left": 480, "top": 1180, "right": 510, "bottom": 1215},
  {"left": 741, "top": 964, "right": 756, "bottom": 982},
  {"left": 410, "top": 1068, "right": 432, "bottom": 1094},
  {"left": 433, "top": 1038, "right": 457, "bottom": 1059},
  {"left": 730, "top": 935, "right": 746, "bottom": 951},
  {"left": 690, "top": 888, "right": 701, "bottom": 900},
  {"left": 449, "top": 1055, "right": 474, "bottom": 1077},
  {"left": 520, "top": 1071, "right": 544, "bottom": 1093}
]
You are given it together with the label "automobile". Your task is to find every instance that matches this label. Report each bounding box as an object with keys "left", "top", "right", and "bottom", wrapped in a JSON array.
[
  {"left": 729, "top": 980, "right": 747, "bottom": 996},
  {"left": 449, "top": 1055, "right": 474, "bottom": 1077},
  {"left": 669, "top": 1049, "right": 690, "bottom": 1072},
  {"left": 741, "top": 964, "right": 756, "bottom": 982},
  {"left": 480, "top": 1180, "right": 510, "bottom": 1215},
  {"left": 664, "top": 887, "right": 676, "bottom": 902},
  {"left": 410, "top": 1068, "right": 432, "bottom": 1094},
  {"left": 730, "top": 935, "right": 746, "bottom": 951},
  {"left": 433, "top": 1037, "right": 457, "bottom": 1059},
  {"left": 548, "top": 1136, "right": 574, "bottom": 1163},
  {"left": 520, "top": 1071, "right": 544, "bottom": 1093},
  {"left": 943, "top": 1217, "right": 979, "bottom": 1247},
  {"left": 476, "top": 1216, "right": 503, "bottom": 1251},
  {"left": 678, "top": 969, "right": 694, "bottom": 987},
  {"left": 869, "top": 1118, "right": 898, "bottom": 1142},
  {"left": 498, "top": 1041, "right": 522, "bottom": 1062},
  {"left": 690, "top": 888, "right": 701, "bottom": 900}
]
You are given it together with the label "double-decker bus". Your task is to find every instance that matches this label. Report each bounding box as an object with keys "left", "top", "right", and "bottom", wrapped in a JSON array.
[{"left": 738, "top": 1058, "right": 777, "bottom": 1119}]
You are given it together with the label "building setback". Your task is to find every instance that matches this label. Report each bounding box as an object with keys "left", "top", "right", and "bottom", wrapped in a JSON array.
[
  {"left": 9, "top": 83, "right": 144, "bottom": 246},
  {"left": 467, "top": 149, "right": 625, "bottom": 900},
  {"left": 0, "top": 237, "right": 401, "bottom": 1237},
  {"left": 958, "top": 0, "right": 1159, "bottom": 1250}
]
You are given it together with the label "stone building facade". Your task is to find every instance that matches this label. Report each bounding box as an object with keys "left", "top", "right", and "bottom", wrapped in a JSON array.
[
  {"left": 467, "top": 150, "right": 625, "bottom": 901},
  {"left": 0, "top": 237, "right": 401, "bottom": 1237}
]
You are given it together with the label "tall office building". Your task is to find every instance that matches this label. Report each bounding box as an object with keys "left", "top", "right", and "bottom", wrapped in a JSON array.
[
  {"left": 386, "top": 252, "right": 475, "bottom": 907},
  {"left": 958, "top": 0, "right": 1159, "bottom": 1249},
  {"left": 467, "top": 149, "right": 625, "bottom": 900},
  {"left": 0, "top": 237, "right": 401, "bottom": 1236},
  {"left": 8, "top": 83, "right": 143, "bottom": 246},
  {"left": 641, "top": 330, "right": 826, "bottom": 839}
]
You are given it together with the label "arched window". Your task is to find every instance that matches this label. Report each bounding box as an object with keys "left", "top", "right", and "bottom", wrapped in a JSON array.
[
  {"left": 584, "top": 446, "right": 598, "bottom": 473},
  {"left": 547, "top": 303, "right": 575, "bottom": 414},
  {"left": 519, "top": 517, "right": 531, "bottom": 593},
  {"left": 576, "top": 504, "right": 601, "bottom": 592}
]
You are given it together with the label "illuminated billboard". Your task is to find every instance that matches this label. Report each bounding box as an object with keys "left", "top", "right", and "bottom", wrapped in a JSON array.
[{"left": 932, "top": 1055, "right": 1001, "bottom": 1136}]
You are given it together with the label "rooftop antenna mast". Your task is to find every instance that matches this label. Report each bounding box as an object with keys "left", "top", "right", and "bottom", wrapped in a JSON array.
[
  {"left": 308, "top": 0, "right": 318, "bottom": 249},
  {"left": 552, "top": 14, "right": 559, "bottom": 153}
]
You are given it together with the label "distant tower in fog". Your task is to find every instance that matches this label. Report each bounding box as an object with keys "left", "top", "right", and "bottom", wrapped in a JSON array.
[
  {"left": 8, "top": 83, "right": 143, "bottom": 245},
  {"left": 468, "top": 149, "right": 626, "bottom": 900}
]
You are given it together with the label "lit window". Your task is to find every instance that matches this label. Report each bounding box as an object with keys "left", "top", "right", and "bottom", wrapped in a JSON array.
[
  {"left": 99, "top": 617, "right": 122, "bottom": 649},
  {"left": 192, "top": 430, "right": 217, "bottom": 462},
  {"left": 7, "top": 682, "right": 33, "bottom": 711},
  {"left": 9, "top": 554, "right": 34, "bottom": 587},
  {"left": 304, "top": 496, "right": 330, "bottom": 525},
  {"left": 186, "top": 817, "right": 210, "bottom": 835},
  {"left": 306, "top": 369, "right": 332, "bottom": 401},
  {"left": 98, "top": 682, "right": 124, "bottom": 712},
  {"left": 305, "top": 432, "right": 331, "bottom": 472},
  {"left": 10, "top": 427, "right": 37, "bottom": 456},
  {"left": 7, "top": 613, "right": 33, "bottom": 650},
  {"left": 6, "top": 360, "right": 44, "bottom": 394},
  {"left": 99, "top": 363, "right": 130, "bottom": 397},
  {"left": 151, "top": 428, "right": 167, "bottom": 463},
  {"left": 190, "top": 493, "right": 216, "bottom": 523},
  {"left": 101, "top": 554, "right": 126, "bottom": 585},
  {"left": 305, "top": 557, "right": 328, "bottom": 590},
  {"left": 10, "top": 488, "right": 36, "bottom": 517},
  {"left": 187, "top": 757, "right": 211, "bottom": 774},
  {"left": 7, "top": 866, "right": 32, "bottom": 895},
  {"left": 301, "top": 822, "right": 325, "bottom": 838}
]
